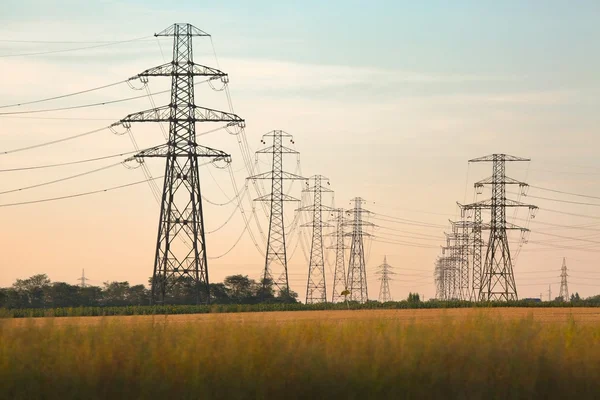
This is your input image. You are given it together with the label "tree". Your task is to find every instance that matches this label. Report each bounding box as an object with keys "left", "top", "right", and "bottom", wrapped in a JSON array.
[
  {"left": 101, "top": 281, "right": 131, "bottom": 306},
  {"left": 224, "top": 275, "right": 255, "bottom": 302},
  {"left": 44, "top": 282, "right": 80, "bottom": 308},
  {"left": 407, "top": 292, "right": 420, "bottom": 303},
  {"left": 209, "top": 283, "right": 230, "bottom": 304},
  {"left": 128, "top": 285, "right": 150, "bottom": 305},
  {"left": 12, "top": 274, "right": 51, "bottom": 308}
]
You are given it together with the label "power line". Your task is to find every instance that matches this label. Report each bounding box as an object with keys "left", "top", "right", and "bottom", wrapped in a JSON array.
[
  {"left": 0, "top": 79, "right": 132, "bottom": 109},
  {"left": 0, "top": 150, "right": 138, "bottom": 172},
  {"left": 540, "top": 207, "right": 600, "bottom": 221},
  {"left": 1, "top": 126, "right": 109, "bottom": 155},
  {"left": 531, "top": 185, "right": 600, "bottom": 201},
  {"left": 0, "top": 161, "right": 123, "bottom": 195},
  {"left": 0, "top": 176, "right": 163, "bottom": 208},
  {"left": 0, "top": 89, "right": 166, "bottom": 116},
  {"left": 516, "top": 192, "right": 600, "bottom": 207},
  {"left": 0, "top": 35, "right": 151, "bottom": 58}
]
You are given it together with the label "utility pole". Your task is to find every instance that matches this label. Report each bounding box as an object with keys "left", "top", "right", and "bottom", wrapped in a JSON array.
[
  {"left": 249, "top": 130, "right": 304, "bottom": 297},
  {"left": 459, "top": 154, "right": 537, "bottom": 301},
  {"left": 298, "top": 175, "right": 333, "bottom": 304},
  {"left": 329, "top": 208, "right": 347, "bottom": 303},
  {"left": 77, "top": 269, "right": 87, "bottom": 288},
  {"left": 117, "top": 23, "right": 243, "bottom": 305},
  {"left": 559, "top": 257, "right": 569, "bottom": 302},
  {"left": 548, "top": 284, "right": 552, "bottom": 302},
  {"left": 345, "top": 198, "right": 373, "bottom": 303},
  {"left": 376, "top": 256, "right": 394, "bottom": 302}
]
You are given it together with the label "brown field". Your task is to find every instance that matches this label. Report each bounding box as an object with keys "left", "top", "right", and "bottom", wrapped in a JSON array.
[
  {"left": 5, "top": 306, "right": 600, "bottom": 327},
  {"left": 3, "top": 307, "right": 600, "bottom": 399}
]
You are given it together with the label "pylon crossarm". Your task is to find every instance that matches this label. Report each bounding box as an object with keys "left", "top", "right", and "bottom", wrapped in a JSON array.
[
  {"left": 296, "top": 204, "right": 336, "bottom": 212},
  {"left": 474, "top": 175, "right": 528, "bottom": 186},
  {"left": 469, "top": 154, "right": 530, "bottom": 163},
  {"left": 155, "top": 24, "right": 210, "bottom": 37},
  {"left": 248, "top": 171, "right": 306, "bottom": 181},
  {"left": 119, "top": 105, "right": 244, "bottom": 125},
  {"left": 253, "top": 193, "right": 300, "bottom": 202},
  {"left": 255, "top": 145, "right": 299, "bottom": 155},
  {"left": 134, "top": 62, "right": 228, "bottom": 79},
  {"left": 129, "top": 143, "right": 231, "bottom": 162}
]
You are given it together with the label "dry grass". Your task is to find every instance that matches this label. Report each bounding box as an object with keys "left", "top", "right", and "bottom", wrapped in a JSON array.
[{"left": 2, "top": 308, "right": 600, "bottom": 399}]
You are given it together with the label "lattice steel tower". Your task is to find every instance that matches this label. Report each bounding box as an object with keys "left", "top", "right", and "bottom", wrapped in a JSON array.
[
  {"left": 118, "top": 24, "right": 244, "bottom": 304},
  {"left": 249, "top": 130, "right": 304, "bottom": 296},
  {"left": 329, "top": 208, "right": 347, "bottom": 302},
  {"left": 559, "top": 257, "right": 569, "bottom": 301},
  {"left": 376, "top": 256, "right": 394, "bottom": 302},
  {"left": 298, "top": 175, "right": 333, "bottom": 303},
  {"left": 460, "top": 154, "right": 537, "bottom": 301},
  {"left": 345, "top": 198, "right": 373, "bottom": 303}
]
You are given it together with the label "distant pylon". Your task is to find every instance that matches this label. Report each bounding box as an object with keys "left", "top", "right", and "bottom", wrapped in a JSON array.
[
  {"left": 376, "top": 256, "right": 394, "bottom": 302},
  {"left": 471, "top": 206, "right": 484, "bottom": 300},
  {"left": 559, "top": 257, "right": 569, "bottom": 301},
  {"left": 548, "top": 284, "right": 552, "bottom": 302},
  {"left": 249, "top": 130, "right": 304, "bottom": 297},
  {"left": 77, "top": 269, "right": 87, "bottom": 288},
  {"left": 116, "top": 23, "right": 243, "bottom": 304},
  {"left": 345, "top": 197, "right": 373, "bottom": 303},
  {"left": 298, "top": 175, "right": 333, "bottom": 303},
  {"left": 459, "top": 154, "right": 538, "bottom": 301},
  {"left": 329, "top": 208, "right": 347, "bottom": 302}
]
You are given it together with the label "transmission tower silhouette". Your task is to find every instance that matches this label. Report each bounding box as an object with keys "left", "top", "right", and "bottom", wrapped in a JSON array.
[
  {"left": 77, "top": 269, "right": 87, "bottom": 288},
  {"left": 345, "top": 197, "right": 373, "bottom": 303},
  {"left": 459, "top": 154, "right": 537, "bottom": 301},
  {"left": 376, "top": 256, "right": 394, "bottom": 302},
  {"left": 329, "top": 208, "right": 347, "bottom": 302},
  {"left": 298, "top": 175, "right": 333, "bottom": 304},
  {"left": 559, "top": 257, "right": 569, "bottom": 301},
  {"left": 115, "top": 24, "right": 244, "bottom": 304},
  {"left": 448, "top": 221, "right": 471, "bottom": 300},
  {"left": 249, "top": 130, "right": 304, "bottom": 296},
  {"left": 470, "top": 206, "right": 485, "bottom": 300}
]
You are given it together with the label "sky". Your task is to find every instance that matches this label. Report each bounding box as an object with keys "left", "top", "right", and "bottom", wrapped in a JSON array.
[{"left": 0, "top": 0, "right": 599, "bottom": 301}]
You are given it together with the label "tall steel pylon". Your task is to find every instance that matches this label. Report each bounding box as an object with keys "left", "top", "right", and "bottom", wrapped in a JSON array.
[
  {"left": 345, "top": 197, "right": 373, "bottom": 303},
  {"left": 449, "top": 220, "right": 471, "bottom": 300},
  {"left": 376, "top": 256, "right": 394, "bottom": 302},
  {"left": 298, "top": 175, "right": 333, "bottom": 303},
  {"left": 329, "top": 208, "right": 347, "bottom": 302},
  {"left": 559, "top": 257, "right": 569, "bottom": 301},
  {"left": 116, "top": 23, "right": 244, "bottom": 304},
  {"left": 459, "top": 154, "right": 537, "bottom": 301},
  {"left": 77, "top": 269, "right": 87, "bottom": 288},
  {"left": 249, "top": 130, "right": 304, "bottom": 296},
  {"left": 471, "top": 206, "right": 484, "bottom": 300}
]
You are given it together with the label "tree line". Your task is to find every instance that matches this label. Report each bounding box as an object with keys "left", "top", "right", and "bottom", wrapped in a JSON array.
[{"left": 0, "top": 274, "right": 299, "bottom": 309}]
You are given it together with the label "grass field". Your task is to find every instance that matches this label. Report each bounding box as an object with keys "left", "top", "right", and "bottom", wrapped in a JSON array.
[{"left": 2, "top": 308, "right": 600, "bottom": 399}]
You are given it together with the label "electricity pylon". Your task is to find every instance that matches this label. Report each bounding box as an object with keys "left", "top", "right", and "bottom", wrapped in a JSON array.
[
  {"left": 298, "top": 175, "right": 333, "bottom": 303},
  {"left": 329, "top": 208, "right": 347, "bottom": 302},
  {"left": 559, "top": 257, "right": 569, "bottom": 301},
  {"left": 447, "top": 221, "right": 471, "bottom": 300},
  {"left": 77, "top": 269, "right": 87, "bottom": 288},
  {"left": 117, "top": 23, "right": 243, "bottom": 304},
  {"left": 345, "top": 198, "right": 373, "bottom": 303},
  {"left": 376, "top": 256, "right": 394, "bottom": 302},
  {"left": 459, "top": 154, "right": 537, "bottom": 301},
  {"left": 249, "top": 130, "right": 304, "bottom": 297}
]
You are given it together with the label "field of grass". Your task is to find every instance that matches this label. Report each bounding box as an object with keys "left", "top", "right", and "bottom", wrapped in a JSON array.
[
  {"left": 2, "top": 308, "right": 600, "bottom": 399},
  {"left": 2, "top": 298, "right": 598, "bottom": 318}
]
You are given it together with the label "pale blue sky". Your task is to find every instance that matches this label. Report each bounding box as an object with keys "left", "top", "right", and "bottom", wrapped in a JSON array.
[{"left": 0, "top": 1, "right": 599, "bottom": 299}]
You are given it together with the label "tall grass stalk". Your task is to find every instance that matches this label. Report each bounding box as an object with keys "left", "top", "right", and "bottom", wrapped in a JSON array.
[{"left": 1, "top": 313, "right": 599, "bottom": 399}]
